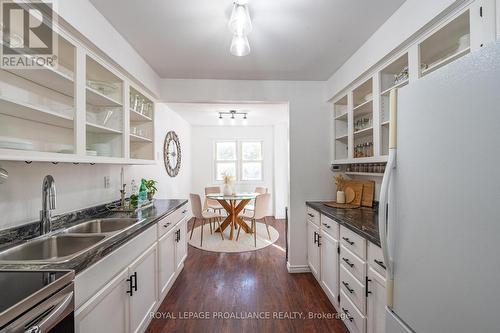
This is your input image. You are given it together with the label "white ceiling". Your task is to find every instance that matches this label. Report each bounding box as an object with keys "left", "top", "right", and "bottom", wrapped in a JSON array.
[
  {"left": 167, "top": 102, "right": 288, "bottom": 126},
  {"left": 90, "top": 0, "right": 406, "bottom": 81}
]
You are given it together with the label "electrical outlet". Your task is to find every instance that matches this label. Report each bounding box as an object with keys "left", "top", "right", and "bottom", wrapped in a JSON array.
[{"left": 104, "top": 176, "right": 110, "bottom": 188}]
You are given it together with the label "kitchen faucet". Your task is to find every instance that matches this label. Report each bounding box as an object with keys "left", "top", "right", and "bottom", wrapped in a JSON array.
[{"left": 40, "top": 175, "right": 56, "bottom": 235}]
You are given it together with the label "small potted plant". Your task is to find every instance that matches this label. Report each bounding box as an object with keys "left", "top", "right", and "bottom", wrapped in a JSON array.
[
  {"left": 144, "top": 179, "right": 158, "bottom": 201},
  {"left": 335, "top": 174, "right": 346, "bottom": 204}
]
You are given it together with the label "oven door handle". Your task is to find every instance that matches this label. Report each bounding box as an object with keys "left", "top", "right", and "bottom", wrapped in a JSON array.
[{"left": 30, "top": 291, "right": 74, "bottom": 333}]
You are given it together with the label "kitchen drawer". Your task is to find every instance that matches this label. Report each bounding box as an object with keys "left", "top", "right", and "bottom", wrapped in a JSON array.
[
  {"left": 367, "top": 242, "right": 386, "bottom": 276},
  {"left": 340, "top": 226, "right": 366, "bottom": 260},
  {"left": 340, "top": 265, "right": 366, "bottom": 314},
  {"left": 306, "top": 207, "right": 320, "bottom": 227},
  {"left": 340, "top": 245, "right": 366, "bottom": 284},
  {"left": 320, "top": 214, "right": 339, "bottom": 240},
  {"left": 340, "top": 290, "right": 366, "bottom": 333},
  {"left": 157, "top": 203, "right": 188, "bottom": 238}
]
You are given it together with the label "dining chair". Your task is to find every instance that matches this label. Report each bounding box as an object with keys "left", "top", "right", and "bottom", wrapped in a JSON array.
[
  {"left": 238, "top": 193, "right": 271, "bottom": 246},
  {"left": 204, "top": 186, "right": 224, "bottom": 214},
  {"left": 190, "top": 193, "right": 224, "bottom": 246},
  {"left": 244, "top": 187, "right": 268, "bottom": 213}
]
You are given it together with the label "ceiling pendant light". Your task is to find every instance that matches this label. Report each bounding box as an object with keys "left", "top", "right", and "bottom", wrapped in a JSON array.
[
  {"left": 228, "top": 3, "right": 252, "bottom": 36},
  {"left": 230, "top": 34, "right": 250, "bottom": 57},
  {"left": 242, "top": 114, "right": 248, "bottom": 126}
]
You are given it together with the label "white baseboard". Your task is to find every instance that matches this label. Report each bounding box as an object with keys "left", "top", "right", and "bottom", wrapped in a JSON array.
[{"left": 287, "top": 262, "right": 311, "bottom": 273}]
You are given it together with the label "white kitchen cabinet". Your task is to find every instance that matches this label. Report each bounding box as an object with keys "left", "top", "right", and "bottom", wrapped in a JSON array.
[
  {"left": 129, "top": 244, "right": 158, "bottom": 333},
  {"left": 307, "top": 219, "right": 320, "bottom": 280},
  {"left": 75, "top": 269, "right": 130, "bottom": 333},
  {"left": 366, "top": 267, "right": 386, "bottom": 333},
  {"left": 158, "top": 226, "right": 176, "bottom": 297},
  {"left": 175, "top": 217, "right": 188, "bottom": 271},
  {"left": 320, "top": 230, "right": 339, "bottom": 306}
]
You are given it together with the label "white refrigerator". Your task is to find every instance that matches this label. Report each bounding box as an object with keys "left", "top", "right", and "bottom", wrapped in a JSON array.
[{"left": 380, "top": 40, "right": 500, "bottom": 333}]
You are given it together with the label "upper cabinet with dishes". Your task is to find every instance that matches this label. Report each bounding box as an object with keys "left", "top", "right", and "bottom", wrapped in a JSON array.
[
  {"left": 331, "top": 2, "right": 496, "bottom": 166},
  {"left": 0, "top": 15, "right": 156, "bottom": 164}
]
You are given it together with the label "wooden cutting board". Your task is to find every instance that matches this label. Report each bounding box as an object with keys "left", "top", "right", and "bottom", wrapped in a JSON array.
[
  {"left": 343, "top": 182, "right": 364, "bottom": 206},
  {"left": 324, "top": 201, "right": 361, "bottom": 209},
  {"left": 346, "top": 180, "right": 375, "bottom": 207}
]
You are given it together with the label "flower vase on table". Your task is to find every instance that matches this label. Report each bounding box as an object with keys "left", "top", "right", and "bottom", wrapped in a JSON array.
[{"left": 222, "top": 173, "right": 235, "bottom": 196}]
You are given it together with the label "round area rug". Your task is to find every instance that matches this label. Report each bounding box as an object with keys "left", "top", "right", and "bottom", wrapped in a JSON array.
[{"left": 188, "top": 221, "right": 279, "bottom": 253}]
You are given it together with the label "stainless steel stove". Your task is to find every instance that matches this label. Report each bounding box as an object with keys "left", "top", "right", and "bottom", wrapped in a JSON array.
[{"left": 0, "top": 270, "right": 74, "bottom": 333}]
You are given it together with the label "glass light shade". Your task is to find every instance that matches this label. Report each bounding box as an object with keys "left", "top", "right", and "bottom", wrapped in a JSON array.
[
  {"left": 230, "top": 117, "right": 236, "bottom": 126},
  {"left": 218, "top": 116, "right": 224, "bottom": 126},
  {"left": 242, "top": 118, "right": 248, "bottom": 126},
  {"left": 230, "top": 34, "right": 250, "bottom": 57},
  {"left": 228, "top": 4, "right": 252, "bottom": 35}
]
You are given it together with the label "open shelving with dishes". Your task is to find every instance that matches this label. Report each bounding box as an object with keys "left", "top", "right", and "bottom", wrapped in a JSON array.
[
  {"left": 129, "top": 87, "right": 154, "bottom": 160},
  {"left": 85, "top": 56, "right": 124, "bottom": 158},
  {"left": 0, "top": 33, "right": 76, "bottom": 156},
  {"left": 331, "top": 4, "right": 485, "bottom": 166},
  {"left": 0, "top": 15, "right": 157, "bottom": 165}
]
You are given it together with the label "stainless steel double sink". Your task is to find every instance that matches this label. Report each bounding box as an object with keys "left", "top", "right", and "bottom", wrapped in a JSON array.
[{"left": 0, "top": 218, "right": 140, "bottom": 264}]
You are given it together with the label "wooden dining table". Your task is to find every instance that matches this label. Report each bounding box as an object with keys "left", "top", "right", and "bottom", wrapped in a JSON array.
[{"left": 206, "top": 193, "right": 259, "bottom": 240}]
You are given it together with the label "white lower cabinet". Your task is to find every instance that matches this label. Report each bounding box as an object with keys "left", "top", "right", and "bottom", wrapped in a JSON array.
[
  {"left": 158, "top": 227, "right": 177, "bottom": 297},
  {"left": 175, "top": 217, "right": 188, "bottom": 271},
  {"left": 320, "top": 230, "right": 339, "bottom": 306},
  {"left": 366, "top": 267, "right": 386, "bottom": 333},
  {"left": 75, "top": 203, "right": 188, "bottom": 333},
  {"left": 307, "top": 220, "right": 321, "bottom": 279},
  {"left": 129, "top": 244, "right": 158, "bottom": 333},
  {"left": 75, "top": 269, "right": 130, "bottom": 333},
  {"left": 306, "top": 208, "right": 387, "bottom": 333}
]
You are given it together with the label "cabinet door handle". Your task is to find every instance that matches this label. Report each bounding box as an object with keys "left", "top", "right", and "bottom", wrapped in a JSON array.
[
  {"left": 126, "top": 274, "right": 134, "bottom": 296},
  {"left": 374, "top": 259, "right": 386, "bottom": 270},
  {"left": 342, "top": 237, "right": 355, "bottom": 245},
  {"left": 177, "top": 229, "right": 181, "bottom": 242},
  {"left": 366, "top": 277, "right": 372, "bottom": 297},
  {"left": 313, "top": 231, "right": 317, "bottom": 244},
  {"left": 308, "top": 213, "right": 314, "bottom": 218},
  {"left": 133, "top": 272, "right": 138, "bottom": 292},
  {"left": 342, "top": 257, "right": 354, "bottom": 268},
  {"left": 342, "top": 308, "right": 354, "bottom": 322},
  {"left": 322, "top": 223, "right": 331, "bottom": 229},
  {"left": 317, "top": 235, "right": 321, "bottom": 247},
  {"left": 342, "top": 281, "right": 354, "bottom": 294}
]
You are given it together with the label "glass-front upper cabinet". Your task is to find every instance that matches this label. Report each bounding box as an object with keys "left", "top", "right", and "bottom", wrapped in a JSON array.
[
  {"left": 0, "top": 33, "right": 76, "bottom": 155},
  {"left": 85, "top": 55, "right": 124, "bottom": 158}
]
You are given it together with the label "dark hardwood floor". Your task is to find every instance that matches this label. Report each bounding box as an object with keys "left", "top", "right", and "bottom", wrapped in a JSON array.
[{"left": 146, "top": 217, "right": 349, "bottom": 333}]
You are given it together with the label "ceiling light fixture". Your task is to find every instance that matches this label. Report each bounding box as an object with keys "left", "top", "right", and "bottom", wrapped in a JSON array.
[
  {"left": 228, "top": 1, "right": 252, "bottom": 57},
  {"left": 218, "top": 110, "right": 248, "bottom": 125}
]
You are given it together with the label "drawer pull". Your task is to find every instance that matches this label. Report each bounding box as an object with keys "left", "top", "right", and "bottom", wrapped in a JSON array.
[
  {"left": 163, "top": 222, "right": 171, "bottom": 228},
  {"left": 342, "top": 237, "right": 355, "bottom": 245},
  {"left": 307, "top": 213, "right": 314, "bottom": 218},
  {"left": 342, "top": 281, "right": 354, "bottom": 294},
  {"left": 374, "top": 259, "right": 386, "bottom": 269},
  {"left": 342, "top": 257, "right": 354, "bottom": 268},
  {"left": 182, "top": 210, "right": 188, "bottom": 214},
  {"left": 322, "top": 223, "right": 331, "bottom": 229},
  {"left": 342, "top": 308, "right": 354, "bottom": 322}
]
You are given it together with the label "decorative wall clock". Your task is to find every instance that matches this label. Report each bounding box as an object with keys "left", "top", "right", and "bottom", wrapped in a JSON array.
[{"left": 163, "top": 131, "right": 181, "bottom": 177}]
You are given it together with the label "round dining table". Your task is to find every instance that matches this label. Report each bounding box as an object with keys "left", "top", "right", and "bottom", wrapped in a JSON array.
[{"left": 206, "top": 193, "right": 259, "bottom": 240}]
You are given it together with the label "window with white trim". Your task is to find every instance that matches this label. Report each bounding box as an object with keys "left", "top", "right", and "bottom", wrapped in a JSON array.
[{"left": 214, "top": 140, "right": 263, "bottom": 182}]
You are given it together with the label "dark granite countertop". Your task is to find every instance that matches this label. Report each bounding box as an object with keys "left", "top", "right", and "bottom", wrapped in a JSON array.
[
  {"left": 0, "top": 199, "right": 187, "bottom": 274},
  {"left": 306, "top": 201, "right": 380, "bottom": 246}
]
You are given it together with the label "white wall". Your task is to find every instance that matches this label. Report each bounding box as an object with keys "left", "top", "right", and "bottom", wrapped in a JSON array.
[
  {"left": 160, "top": 79, "right": 335, "bottom": 269},
  {"left": 190, "top": 125, "right": 283, "bottom": 217},
  {"left": 326, "top": 0, "right": 461, "bottom": 99},
  {"left": 0, "top": 103, "right": 191, "bottom": 230},
  {"left": 273, "top": 123, "right": 289, "bottom": 219}
]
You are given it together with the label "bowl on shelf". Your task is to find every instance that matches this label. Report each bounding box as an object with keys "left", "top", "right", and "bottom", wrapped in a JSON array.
[
  {"left": 0, "top": 136, "right": 35, "bottom": 151},
  {"left": 87, "top": 80, "right": 118, "bottom": 95},
  {"left": 89, "top": 143, "right": 111, "bottom": 156}
]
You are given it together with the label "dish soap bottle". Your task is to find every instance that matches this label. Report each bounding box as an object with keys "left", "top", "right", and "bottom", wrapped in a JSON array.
[{"left": 139, "top": 179, "right": 148, "bottom": 204}]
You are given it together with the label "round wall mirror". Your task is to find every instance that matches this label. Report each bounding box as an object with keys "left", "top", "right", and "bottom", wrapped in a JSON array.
[{"left": 164, "top": 131, "right": 181, "bottom": 177}]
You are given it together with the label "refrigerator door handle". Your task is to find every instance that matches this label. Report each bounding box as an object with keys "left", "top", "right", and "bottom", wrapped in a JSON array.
[{"left": 379, "top": 88, "right": 398, "bottom": 308}]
